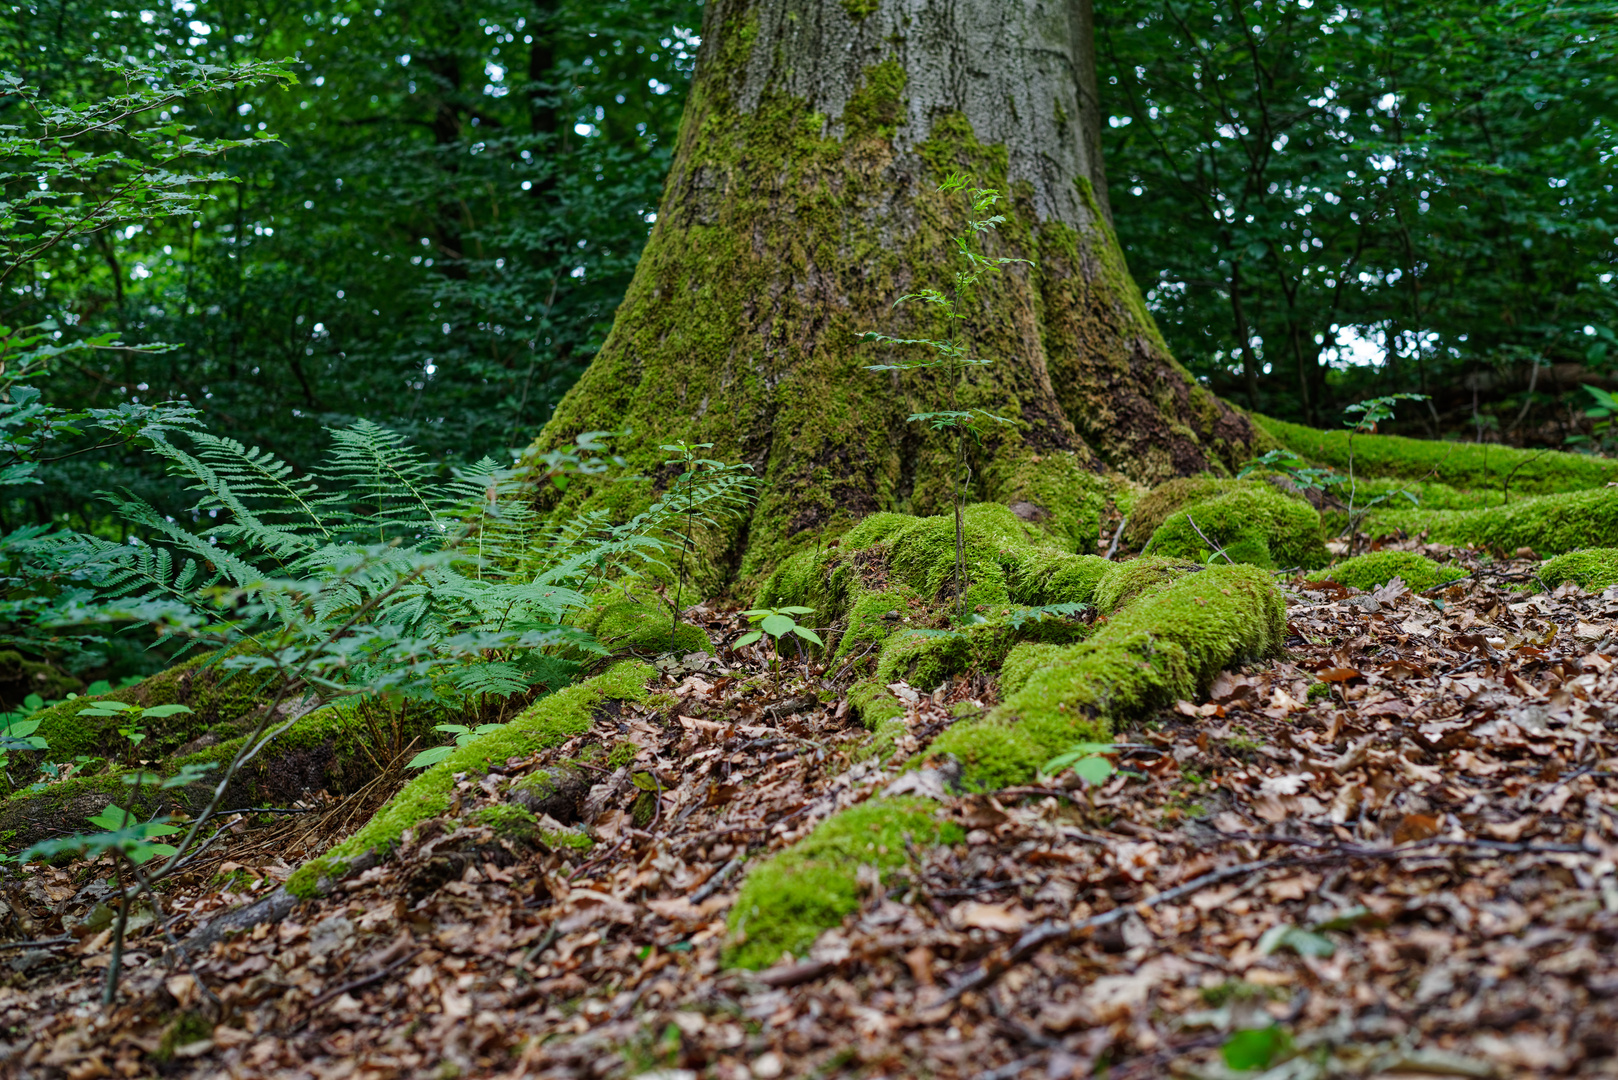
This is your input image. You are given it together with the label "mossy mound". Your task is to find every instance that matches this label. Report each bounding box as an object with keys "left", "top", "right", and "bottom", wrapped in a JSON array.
[
  {"left": 929, "top": 562, "right": 1284, "bottom": 789},
  {"left": 1366, "top": 488, "right": 1618, "bottom": 557},
  {"left": 1092, "top": 556, "right": 1205, "bottom": 615},
  {"left": 21, "top": 649, "right": 281, "bottom": 765},
  {"left": 1255, "top": 415, "right": 1618, "bottom": 494},
  {"left": 1540, "top": 549, "right": 1618, "bottom": 594},
  {"left": 724, "top": 797, "right": 964, "bottom": 970},
  {"left": 1309, "top": 551, "right": 1467, "bottom": 594},
  {"left": 754, "top": 504, "right": 1114, "bottom": 733},
  {"left": 1145, "top": 486, "right": 1329, "bottom": 570},
  {"left": 580, "top": 593, "right": 710, "bottom": 656},
  {"left": 1122, "top": 477, "right": 1253, "bottom": 548},
  {"left": 285, "top": 661, "right": 655, "bottom": 898}
]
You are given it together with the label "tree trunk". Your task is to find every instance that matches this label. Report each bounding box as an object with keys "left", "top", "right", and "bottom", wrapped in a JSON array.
[{"left": 536, "top": 0, "right": 1264, "bottom": 586}]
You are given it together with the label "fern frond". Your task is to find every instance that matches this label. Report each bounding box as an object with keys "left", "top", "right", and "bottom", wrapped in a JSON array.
[
  {"left": 317, "top": 420, "right": 446, "bottom": 542},
  {"left": 187, "top": 430, "right": 332, "bottom": 552}
]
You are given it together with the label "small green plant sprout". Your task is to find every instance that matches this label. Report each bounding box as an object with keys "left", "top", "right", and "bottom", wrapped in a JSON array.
[
  {"left": 735, "top": 606, "right": 824, "bottom": 690},
  {"left": 76, "top": 700, "right": 193, "bottom": 757},
  {"left": 1221, "top": 1024, "right": 1293, "bottom": 1071},
  {"left": 660, "top": 441, "right": 759, "bottom": 648},
  {"left": 734, "top": 607, "right": 824, "bottom": 652},
  {"left": 1237, "top": 448, "right": 1345, "bottom": 493},
  {"left": 1341, "top": 393, "right": 1429, "bottom": 555},
  {"left": 527, "top": 428, "right": 626, "bottom": 491},
  {"left": 1042, "top": 742, "right": 1118, "bottom": 786},
  {"left": 21, "top": 804, "right": 182, "bottom": 867},
  {"left": 864, "top": 174, "right": 1030, "bottom": 623},
  {"left": 408, "top": 722, "right": 509, "bottom": 769}
]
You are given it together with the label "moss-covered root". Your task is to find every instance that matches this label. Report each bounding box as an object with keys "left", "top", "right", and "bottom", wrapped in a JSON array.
[
  {"left": 1145, "top": 486, "right": 1328, "bottom": 570},
  {"left": 1367, "top": 488, "right": 1618, "bottom": 558},
  {"left": 1255, "top": 415, "right": 1618, "bottom": 495},
  {"left": 929, "top": 563, "right": 1285, "bottom": 789},
  {"left": 285, "top": 661, "right": 655, "bottom": 898},
  {"left": 1310, "top": 551, "right": 1467, "bottom": 593},
  {"left": 1540, "top": 549, "right": 1618, "bottom": 594},
  {"left": 724, "top": 798, "right": 964, "bottom": 970},
  {"left": 22, "top": 649, "right": 280, "bottom": 765}
]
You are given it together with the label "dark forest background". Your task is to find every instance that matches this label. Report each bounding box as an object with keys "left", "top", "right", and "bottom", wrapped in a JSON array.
[{"left": 4, "top": 0, "right": 1615, "bottom": 538}]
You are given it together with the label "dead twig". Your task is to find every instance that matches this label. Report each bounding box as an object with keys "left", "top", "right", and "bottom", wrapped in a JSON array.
[
  {"left": 1104, "top": 516, "right": 1129, "bottom": 560},
  {"left": 941, "top": 856, "right": 1288, "bottom": 1003}
]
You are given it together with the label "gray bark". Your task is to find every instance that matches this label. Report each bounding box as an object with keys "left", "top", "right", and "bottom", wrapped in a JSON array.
[{"left": 722, "top": 0, "right": 1112, "bottom": 229}]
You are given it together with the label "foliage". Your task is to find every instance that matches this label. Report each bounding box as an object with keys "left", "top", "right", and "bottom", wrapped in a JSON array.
[
  {"left": 20, "top": 802, "right": 180, "bottom": 866},
  {"left": 1041, "top": 742, "right": 1117, "bottom": 786},
  {"left": 1237, "top": 449, "right": 1344, "bottom": 493},
  {"left": 0, "top": 56, "right": 293, "bottom": 685},
  {"left": 76, "top": 698, "right": 192, "bottom": 757},
  {"left": 1099, "top": 0, "right": 1618, "bottom": 435},
  {"left": 1565, "top": 384, "right": 1618, "bottom": 455},
  {"left": 3, "top": 0, "right": 700, "bottom": 538},
  {"left": 408, "top": 722, "right": 508, "bottom": 769},
  {"left": 863, "top": 175, "right": 1027, "bottom": 621},
  {"left": 661, "top": 441, "right": 758, "bottom": 642},
  {"left": 1222, "top": 1025, "right": 1293, "bottom": 1072}
]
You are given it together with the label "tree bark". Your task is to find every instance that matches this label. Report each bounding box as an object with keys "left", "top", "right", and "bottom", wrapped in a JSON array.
[{"left": 535, "top": 0, "right": 1264, "bottom": 587}]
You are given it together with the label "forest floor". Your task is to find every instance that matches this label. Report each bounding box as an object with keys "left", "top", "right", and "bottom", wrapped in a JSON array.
[{"left": 4, "top": 544, "right": 1618, "bottom": 1080}]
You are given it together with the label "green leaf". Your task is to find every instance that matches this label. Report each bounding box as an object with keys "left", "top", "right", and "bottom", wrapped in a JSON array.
[
  {"left": 1257, "top": 923, "right": 1335, "bottom": 958},
  {"left": 408, "top": 745, "right": 456, "bottom": 769},
  {"left": 789, "top": 625, "right": 825, "bottom": 647},
  {"left": 78, "top": 701, "right": 136, "bottom": 715},
  {"left": 139, "top": 704, "right": 195, "bottom": 719},
  {"left": 1070, "top": 755, "right": 1115, "bottom": 785},
  {"left": 759, "top": 613, "right": 795, "bottom": 638},
  {"left": 1221, "top": 1025, "right": 1291, "bottom": 1071},
  {"left": 733, "top": 630, "right": 764, "bottom": 648}
]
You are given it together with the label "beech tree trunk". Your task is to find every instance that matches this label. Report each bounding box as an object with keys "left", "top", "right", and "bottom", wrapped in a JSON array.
[{"left": 537, "top": 0, "right": 1264, "bottom": 586}]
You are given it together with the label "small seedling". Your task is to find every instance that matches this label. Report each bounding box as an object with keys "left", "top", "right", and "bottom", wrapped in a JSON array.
[
  {"left": 1341, "top": 393, "right": 1428, "bottom": 555},
  {"left": 864, "top": 174, "right": 1029, "bottom": 623},
  {"left": 1042, "top": 742, "right": 1118, "bottom": 786},
  {"left": 735, "top": 606, "right": 824, "bottom": 691},
  {"left": 76, "top": 700, "right": 194, "bottom": 760},
  {"left": 659, "top": 441, "right": 758, "bottom": 649},
  {"left": 408, "top": 722, "right": 508, "bottom": 768},
  {"left": 1237, "top": 448, "right": 1345, "bottom": 493}
]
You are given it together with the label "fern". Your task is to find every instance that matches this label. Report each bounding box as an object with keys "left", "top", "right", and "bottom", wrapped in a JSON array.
[{"left": 68, "top": 423, "right": 754, "bottom": 717}]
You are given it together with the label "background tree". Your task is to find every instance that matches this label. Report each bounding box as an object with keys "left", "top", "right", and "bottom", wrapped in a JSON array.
[{"left": 1098, "top": 0, "right": 1618, "bottom": 437}]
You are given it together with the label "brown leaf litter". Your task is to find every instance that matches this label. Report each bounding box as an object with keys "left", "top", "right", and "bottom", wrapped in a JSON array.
[{"left": 3, "top": 564, "right": 1618, "bottom": 1078}]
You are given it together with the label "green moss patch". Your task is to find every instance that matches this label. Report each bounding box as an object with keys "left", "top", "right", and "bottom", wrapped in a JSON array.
[
  {"left": 724, "top": 798, "right": 963, "bottom": 970},
  {"left": 286, "top": 661, "right": 654, "bottom": 898},
  {"left": 1123, "top": 477, "right": 1253, "bottom": 548},
  {"left": 1540, "top": 548, "right": 1618, "bottom": 593},
  {"left": 1255, "top": 415, "right": 1618, "bottom": 494},
  {"left": 1309, "top": 551, "right": 1466, "bottom": 593},
  {"left": 581, "top": 593, "right": 710, "bottom": 656},
  {"left": 1091, "top": 556, "right": 1204, "bottom": 615},
  {"left": 1145, "top": 487, "right": 1328, "bottom": 570},
  {"left": 1367, "top": 488, "right": 1618, "bottom": 557}
]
